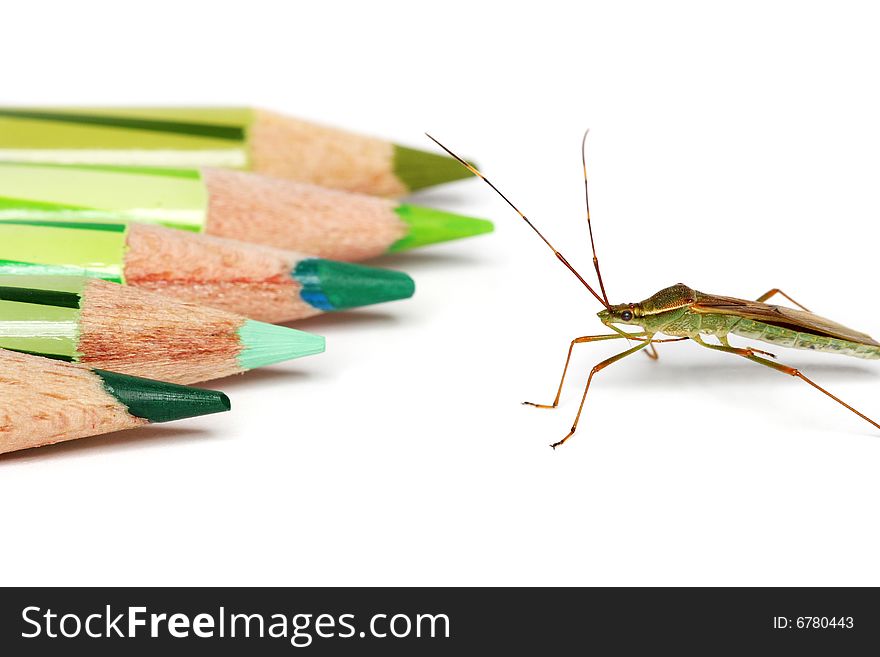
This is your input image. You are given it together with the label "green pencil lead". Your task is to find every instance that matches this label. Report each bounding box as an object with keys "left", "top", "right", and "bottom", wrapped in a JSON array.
[
  {"left": 237, "top": 320, "right": 325, "bottom": 370},
  {"left": 389, "top": 204, "right": 494, "bottom": 252},
  {"left": 393, "top": 144, "right": 478, "bottom": 192},
  {"left": 93, "top": 369, "right": 231, "bottom": 423},
  {"left": 292, "top": 259, "right": 415, "bottom": 311}
]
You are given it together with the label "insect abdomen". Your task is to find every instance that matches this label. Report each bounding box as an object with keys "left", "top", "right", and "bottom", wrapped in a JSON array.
[
  {"left": 731, "top": 318, "right": 880, "bottom": 359},
  {"left": 655, "top": 310, "right": 737, "bottom": 336}
]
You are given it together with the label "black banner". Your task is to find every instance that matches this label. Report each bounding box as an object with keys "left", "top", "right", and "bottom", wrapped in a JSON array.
[{"left": 0, "top": 587, "right": 876, "bottom": 654}]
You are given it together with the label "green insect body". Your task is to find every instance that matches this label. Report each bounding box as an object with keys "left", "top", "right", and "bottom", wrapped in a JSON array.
[
  {"left": 599, "top": 283, "right": 880, "bottom": 359},
  {"left": 731, "top": 319, "right": 880, "bottom": 359}
]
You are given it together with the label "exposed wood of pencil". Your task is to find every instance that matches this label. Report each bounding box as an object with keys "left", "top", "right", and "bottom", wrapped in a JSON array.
[
  {"left": 204, "top": 167, "right": 406, "bottom": 261},
  {"left": 78, "top": 279, "right": 245, "bottom": 384},
  {"left": 124, "top": 224, "right": 315, "bottom": 323},
  {"left": 0, "top": 349, "right": 146, "bottom": 454},
  {"left": 249, "top": 109, "right": 408, "bottom": 197}
]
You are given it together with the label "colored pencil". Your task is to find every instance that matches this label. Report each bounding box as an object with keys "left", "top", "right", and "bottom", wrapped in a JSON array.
[
  {"left": 0, "top": 221, "right": 415, "bottom": 323},
  {"left": 0, "top": 348, "right": 230, "bottom": 455},
  {"left": 0, "top": 275, "right": 325, "bottom": 384},
  {"left": 0, "top": 163, "right": 494, "bottom": 261},
  {"left": 0, "top": 107, "right": 474, "bottom": 197}
]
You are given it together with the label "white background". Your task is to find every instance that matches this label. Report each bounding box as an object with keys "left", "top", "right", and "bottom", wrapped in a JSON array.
[{"left": 2, "top": 0, "right": 880, "bottom": 586}]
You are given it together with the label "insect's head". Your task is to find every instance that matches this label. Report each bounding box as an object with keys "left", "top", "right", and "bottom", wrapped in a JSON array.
[
  {"left": 598, "top": 284, "right": 697, "bottom": 328},
  {"left": 597, "top": 304, "right": 642, "bottom": 328}
]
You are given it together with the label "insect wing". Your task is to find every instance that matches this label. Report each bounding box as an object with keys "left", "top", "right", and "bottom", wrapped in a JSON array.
[{"left": 690, "top": 292, "right": 880, "bottom": 347}]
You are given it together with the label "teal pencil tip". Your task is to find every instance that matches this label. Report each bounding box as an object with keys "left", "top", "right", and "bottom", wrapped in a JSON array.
[
  {"left": 389, "top": 203, "right": 494, "bottom": 252},
  {"left": 292, "top": 259, "right": 415, "bottom": 311},
  {"left": 237, "top": 320, "right": 325, "bottom": 369},
  {"left": 393, "top": 144, "right": 477, "bottom": 192},
  {"left": 94, "top": 369, "right": 231, "bottom": 423}
]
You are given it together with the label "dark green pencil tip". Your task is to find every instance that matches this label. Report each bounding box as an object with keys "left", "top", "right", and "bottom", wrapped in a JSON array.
[
  {"left": 390, "top": 203, "right": 494, "bottom": 252},
  {"left": 393, "top": 144, "right": 477, "bottom": 192},
  {"left": 94, "top": 369, "right": 231, "bottom": 423},
  {"left": 292, "top": 259, "right": 415, "bottom": 311}
]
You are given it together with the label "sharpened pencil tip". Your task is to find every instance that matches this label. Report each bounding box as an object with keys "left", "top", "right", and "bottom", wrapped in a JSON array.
[
  {"left": 389, "top": 204, "right": 494, "bottom": 252},
  {"left": 393, "top": 144, "right": 477, "bottom": 192},
  {"left": 292, "top": 259, "right": 415, "bottom": 311},
  {"left": 238, "top": 320, "right": 325, "bottom": 370},
  {"left": 93, "top": 369, "right": 231, "bottom": 423}
]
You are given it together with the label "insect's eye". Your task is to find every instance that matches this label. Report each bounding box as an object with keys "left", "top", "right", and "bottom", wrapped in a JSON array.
[{"left": 620, "top": 310, "right": 634, "bottom": 322}]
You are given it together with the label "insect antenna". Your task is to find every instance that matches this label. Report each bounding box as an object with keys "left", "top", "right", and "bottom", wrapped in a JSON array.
[
  {"left": 425, "top": 133, "right": 611, "bottom": 310},
  {"left": 581, "top": 129, "right": 609, "bottom": 305}
]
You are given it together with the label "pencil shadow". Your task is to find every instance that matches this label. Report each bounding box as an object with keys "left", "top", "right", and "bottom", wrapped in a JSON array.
[
  {"left": 290, "top": 310, "right": 405, "bottom": 331},
  {"left": 370, "top": 250, "right": 487, "bottom": 269},
  {"left": 0, "top": 426, "right": 214, "bottom": 464},
  {"left": 207, "top": 367, "right": 322, "bottom": 390},
  {"left": 403, "top": 186, "right": 478, "bottom": 208}
]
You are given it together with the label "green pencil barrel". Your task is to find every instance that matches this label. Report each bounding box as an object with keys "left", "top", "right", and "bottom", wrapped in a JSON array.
[
  {"left": 0, "top": 107, "right": 252, "bottom": 168},
  {"left": 0, "top": 221, "right": 128, "bottom": 281},
  {"left": 0, "top": 106, "right": 475, "bottom": 196},
  {"left": 0, "top": 162, "right": 209, "bottom": 230}
]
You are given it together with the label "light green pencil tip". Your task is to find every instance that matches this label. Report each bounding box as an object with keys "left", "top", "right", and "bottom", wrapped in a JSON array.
[
  {"left": 292, "top": 259, "right": 415, "bottom": 311},
  {"left": 389, "top": 204, "right": 494, "bottom": 252},
  {"left": 237, "top": 320, "right": 325, "bottom": 370},
  {"left": 393, "top": 144, "right": 477, "bottom": 192}
]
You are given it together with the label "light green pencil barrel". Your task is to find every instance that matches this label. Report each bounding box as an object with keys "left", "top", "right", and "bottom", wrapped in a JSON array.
[
  {"left": 0, "top": 106, "right": 476, "bottom": 198},
  {"left": 0, "top": 274, "right": 325, "bottom": 385},
  {"left": 0, "top": 220, "right": 416, "bottom": 323},
  {"left": 0, "top": 161, "right": 492, "bottom": 261}
]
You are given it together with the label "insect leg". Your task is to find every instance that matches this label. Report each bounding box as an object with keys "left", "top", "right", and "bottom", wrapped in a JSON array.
[
  {"left": 642, "top": 336, "right": 688, "bottom": 360},
  {"left": 755, "top": 289, "right": 811, "bottom": 312},
  {"left": 551, "top": 340, "right": 652, "bottom": 449},
  {"left": 523, "top": 333, "right": 643, "bottom": 409},
  {"left": 695, "top": 335, "right": 775, "bottom": 358},
  {"left": 691, "top": 339, "right": 880, "bottom": 431}
]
